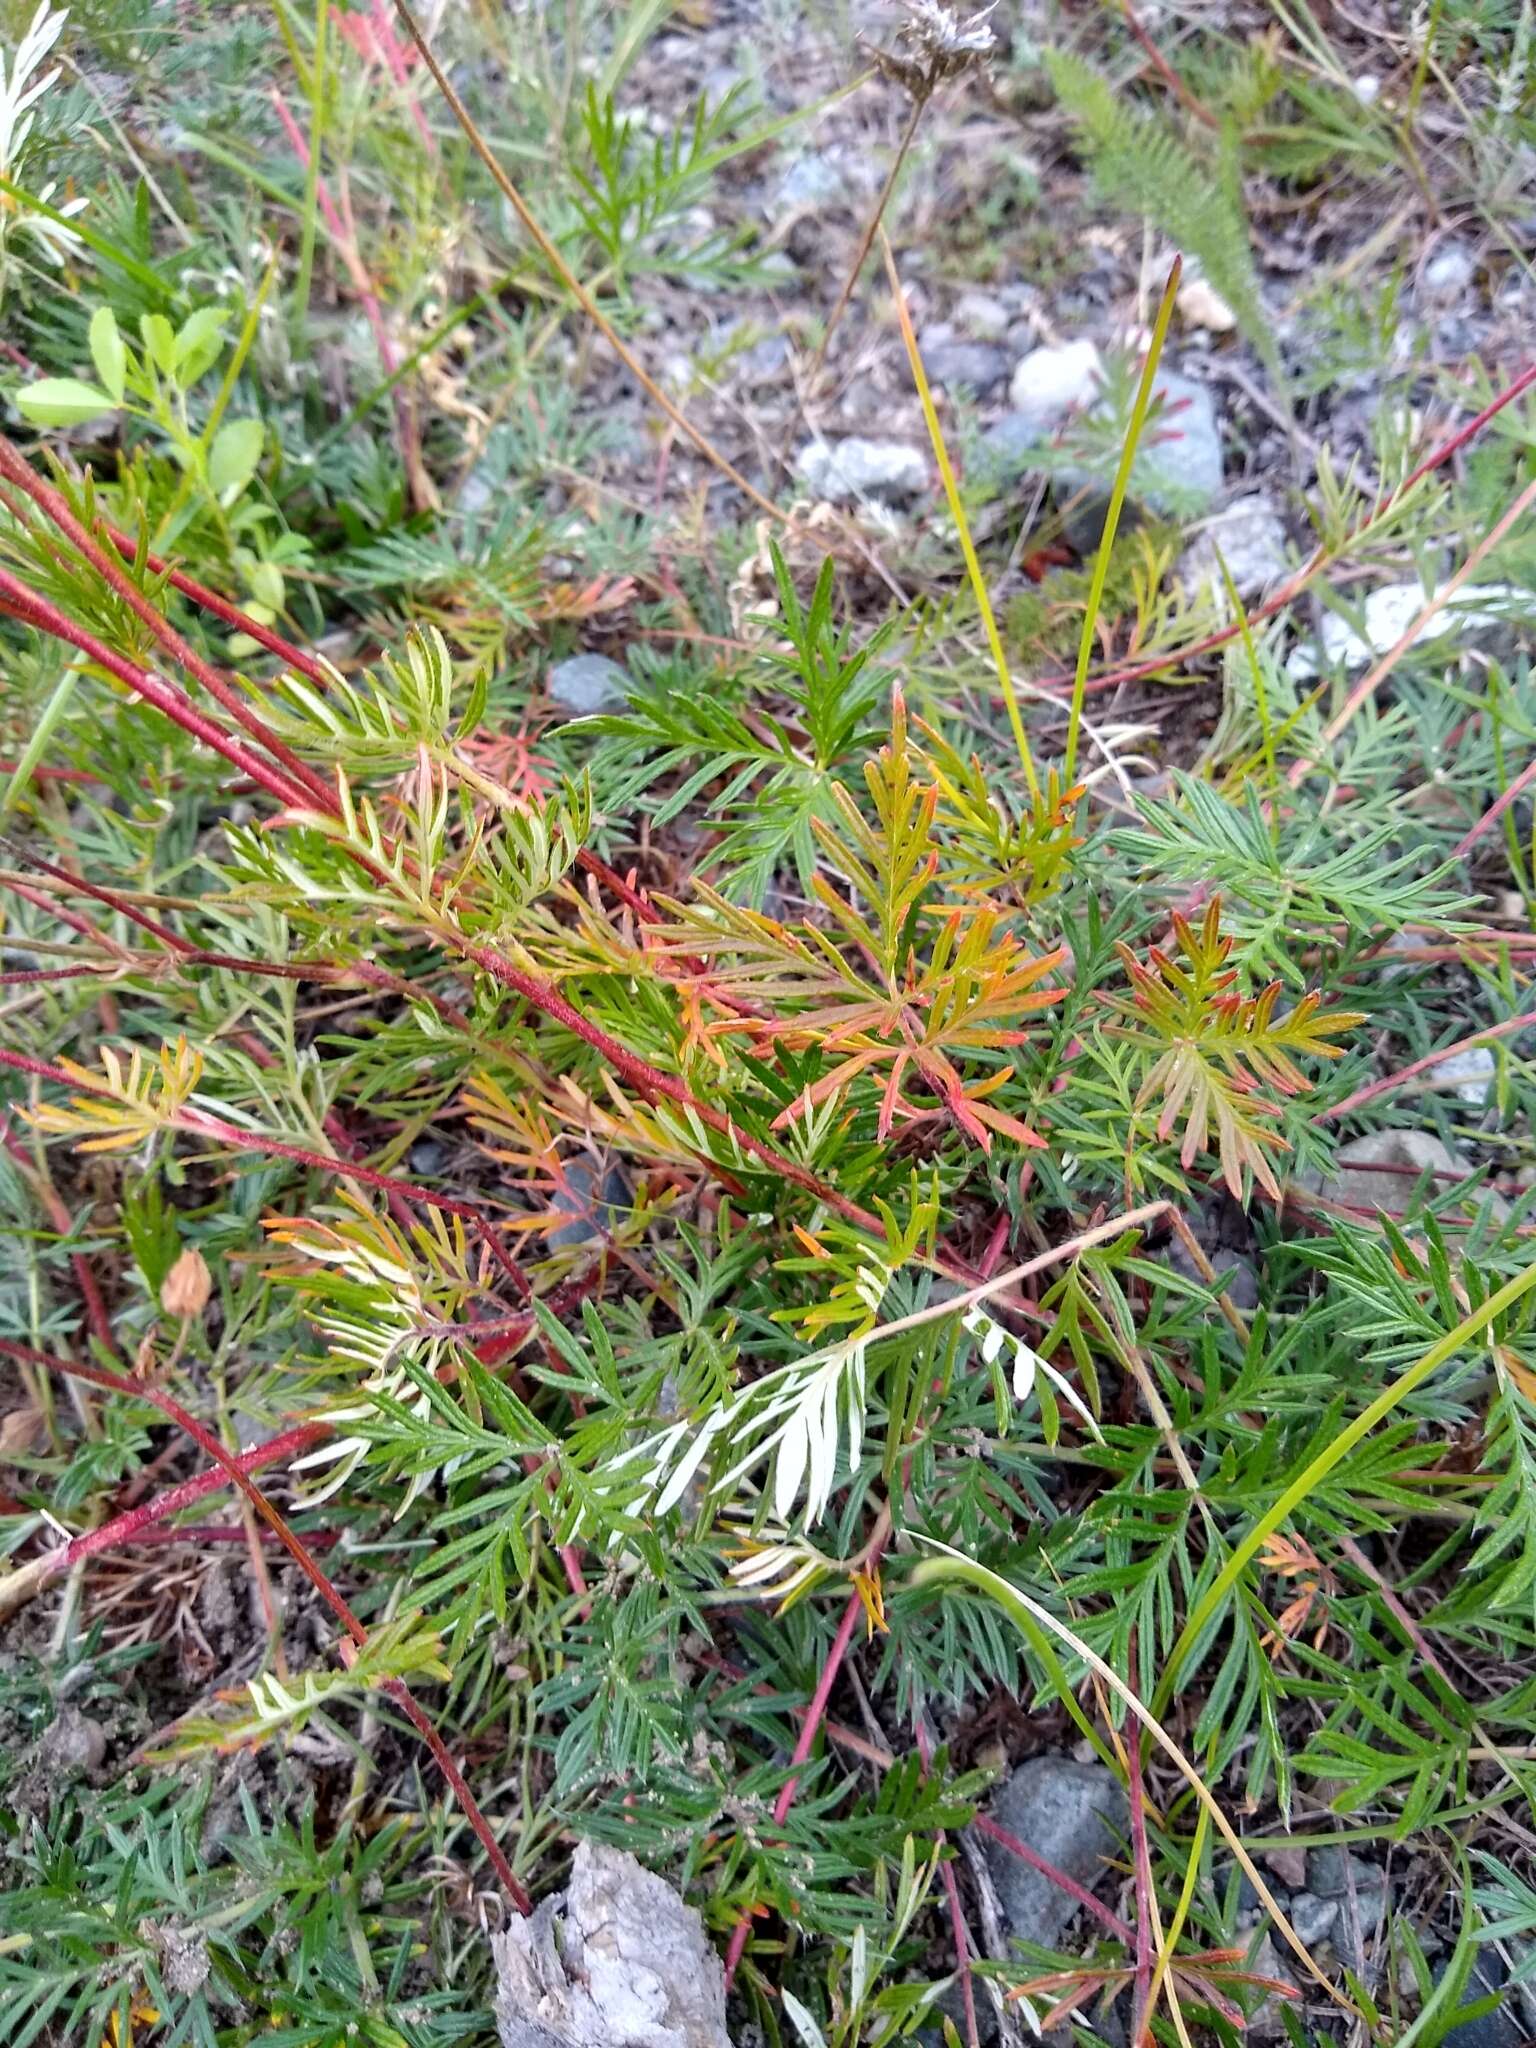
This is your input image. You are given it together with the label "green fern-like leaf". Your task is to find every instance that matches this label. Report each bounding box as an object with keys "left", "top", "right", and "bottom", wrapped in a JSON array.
[
  {"left": 1110, "top": 896, "right": 1362, "bottom": 1197},
  {"left": 1044, "top": 48, "right": 1281, "bottom": 390}
]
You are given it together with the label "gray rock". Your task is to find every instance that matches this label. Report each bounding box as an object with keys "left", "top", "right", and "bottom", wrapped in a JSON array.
[
  {"left": 798, "top": 437, "right": 928, "bottom": 504},
  {"left": 1246, "top": 1933, "right": 1303, "bottom": 2039},
  {"left": 923, "top": 339, "right": 1009, "bottom": 395},
  {"left": 955, "top": 289, "right": 1010, "bottom": 341},
  {"left": 1286, "top": 1892, "right": 1340, "bottom": 1949},
  {"left": 549, "top": 1159, "right": 629, "bottom": 1248},
  {"left": 1007, "top": 339, "right": 1103, "bottom": 434},
  {"left": 1168, "top": 1233, "right": 1259, "bottom": 1312},
  {"left": 1432, "top": 1952, "right": 1536, "bottom": 2048},
  {"left": 493, "top": 1840, "right": 730, "bottom": 2048},
  {"left": 987, "top": 347, "right": 1224, "bottom": 546},
  {"left": 1301, "top": 1130, "right": 1497, "bottom": 1219},
  {"left": 1422, "top": 243, "right": 1475, "bottom": 303},
  {"left": 979, "top": 1756, "right": 1127, "bottom": 1949},
  {"left": 982, "top": 412, "right": 1051, "bottom": 470},
  {"left": 38, "top": 1705, "right": 106, "bottom": 1774},
  {"left": 931, "top": 1977, "right": 999, "bottom": 2046},
  {"left": 738, "top": 332, "right": 790, "bottom": 384},
  {"left": 1434, "top": 1046, "right": 1496, "bottom": 1107},
  {"left": 548, "top": 654, "right": 630, "bottom": 717},
  {"left": 778, "top": 151, "right": 847, "bottom": 211},
  {"left": 1050, "top": 370, "right": 1224, "bottom": 549},
  {"left": 1138, "top": 369, "right": 1224, "bottom": 507},
  {"left": 1177, "top": 493, "right": 1290, "bottom": 611},
  {"left": 1307, "top": 1848, "right": 1386, "bottom": 1899},
  {"left": 1262, "top": 1845, "right": 1309, "bottom": 1890}
]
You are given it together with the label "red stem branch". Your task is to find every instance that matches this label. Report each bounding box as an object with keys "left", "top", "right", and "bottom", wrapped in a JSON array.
[
  {"left": 0, "top": 441, "right": 337, "bottom": 814},
  {"left": 0, "top": 568, "right": 319, "bottom": 811},
  {"left": 1320, "top": 1004, "right": 1536, "bottom": 1125},
  {"left": 0, "top": 1337, "right": 531, "bottom": 1914},
  {"left": 972, "top": 1813, "right": 1133, "bottom": 1943}
]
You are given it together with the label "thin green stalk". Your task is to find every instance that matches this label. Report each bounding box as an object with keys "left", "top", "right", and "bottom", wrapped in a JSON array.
[
  {"left": 1214, "top": 548, "right": 1279, "bottom": 819},
  {"left": 1153, "top": 1254, "right": 1536, "bottom": 1718},
  {"left": 1063, "top": 255, "right": 1180, "bottom": 787},
  {"left": 881, "top": 229, "right": 1042, "bottom": 803},
  {"left": 908, "top": 1543, "right": 1359, "bottom": 2014},
  {"left": 291, "top": 0, "right": 329, "bottom": 332}
]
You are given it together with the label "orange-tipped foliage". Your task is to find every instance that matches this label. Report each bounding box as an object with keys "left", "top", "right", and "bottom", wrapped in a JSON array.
[{"left": 1111, "top": 897, "right": 1363, "bottom": 1198}]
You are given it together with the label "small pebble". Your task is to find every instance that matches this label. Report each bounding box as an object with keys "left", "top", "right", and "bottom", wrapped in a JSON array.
[{"left": 547, "top": 654, "right": 630, "bottom": 717}]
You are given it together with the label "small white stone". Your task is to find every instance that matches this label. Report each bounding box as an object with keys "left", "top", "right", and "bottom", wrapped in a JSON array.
[
  {"left": 797, "top": 437, "right": 928, "bottom": 503},
  {"left": 1434, "top": 1045, "right": 1496, "bottom": 1107},
  {"left": 1422, "top": 242, "right": 1475, "bottom": 301},
  {"left": 1006, "top": 339, "right": 1103, "bottom": 433},
  {"left": 1352, "top": 71, "right": 1381, "bottom": 102},
  {"left": 1177, "top": 276, "right": 1238, "bottom": 333},
  {"left": 1288, "top": 582, "right": 1525, "bottom": 677},
  {"left": 954, "top": 288, "right": 1010, "bottom": 340},
  {"left": 1177, "top": 493, "right": 1289, "bottom": 611}
]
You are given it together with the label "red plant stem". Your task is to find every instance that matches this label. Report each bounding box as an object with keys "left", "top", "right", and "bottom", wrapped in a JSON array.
[
  {"left": 972, "top": 1813, "right": 1133, "bottom": 1943},
  {"left": 0, "top": 1337, "right": 531, "bottom": 1914},
  {"left": 0, "top": 963, "right": 107, "bottom": 987},
  {"left": 1320, "top": 1004, "right": 1536, "bottom": 1125},
  {"left": 0, "top": 1120, "right": 118, "bottom": 1355},
  {"left": 100, "top": 524, "right": 335, "bottom": 677},
  {"left": 0, "top": 1041, "right": 518, "bottom": 1239},
  {"left": 1456, "top": 754, "right": 1536, "bottom": 856},
  {"left": 451, "top": 934, "right": 891, "bottom": 1238},
  {"left": 914, "top": 1717, "right": 979, "bottom": 2048},
  {"left": 939, "top": 1845, "right": 980, "bottom": 2048},
  {"left": 3, "top": 522, "right": 989, "bottom": 1280},
  {"left": 270, "top": 92, "right": 430, "bottom": 511},
  {"left": 47, "top": 1418, "right": 331, "bottom": 1578},
  {"left": 0, "top": 443, "right": 337, "bottom": 815},
  {"left": 1121, "top": 0, "right": 1216, "bottom": 124},
  {"left": 0, "top": 757, "right": 103, "bottom": 785},
  {"left": 1291, "top": 470, "right": 1536, "bottom": 778},
  {"left": 1, "top": 563, "right": 882, "bottom": 1252},
  {"left": 0, "top": 569, "right": 320, "bottom": 812},
  {"left": 366, "top": 0, "right": 436, "bottom": 151},
  {"left": 722, "top": 1580, "right": 870, "bottom": 1985},
  {"left": 7, "top": 873, "right": 104, "bottom": 942},
  {"left": 12, "top": 852, "right": 195, "bottom": 954},
  {"left": 1028, "top": 357, "right": 1536, "bottom": 701},
  {"left": 1127, "top": 1734, "right": 1154, "bottom": 2046}
]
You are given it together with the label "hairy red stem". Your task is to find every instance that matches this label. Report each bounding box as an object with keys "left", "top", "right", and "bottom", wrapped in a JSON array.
[
  {"left": 1121, "top": 0, "right": 1216, "bottom": 124},
  {"left": 1321, "top": 1005, "right": 1536, "bottom": 1125},
  {"left": 50, "top": 1418, "right": 331, "bottom": 1576},
  {"left": 0, "top": 568, "right": 319, "bottom": 811},
  {"left": 10, "top": 851, "right": 195, "bottom": 954},
  {"left": 270, "top": 92, "right": 431, "bottom": 511},
  {"left": 1028, "top": 357, "right": 1536, "bottom": 701},
  {"left": 1127, "top": 1734, "right": 1154, "bottom": 2045},
  {"left": 0, "top": 1042, "right": 517, "bottom": 1237},
  {"left": 0, "top": 442, "right": 337, "bottom": 814},
  {"left": 723, "top": 1580, "right": 871, "bottom": 1984},
  {"left": 452, "top": 934, "right": 889, "bottom": 1236}
]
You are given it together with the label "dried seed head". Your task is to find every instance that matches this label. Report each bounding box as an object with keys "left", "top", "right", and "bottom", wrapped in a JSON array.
[
  {"left": 162, "top": 1246, "right": 212, "bottom": 1320},
  {"left": 869, "top": 0, "right": 997, "bottom": 101}
]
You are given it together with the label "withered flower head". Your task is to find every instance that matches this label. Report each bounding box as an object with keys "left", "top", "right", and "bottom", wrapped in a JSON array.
[{"left": 869, "top": 0, "right": 997, "bottom": 102}]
